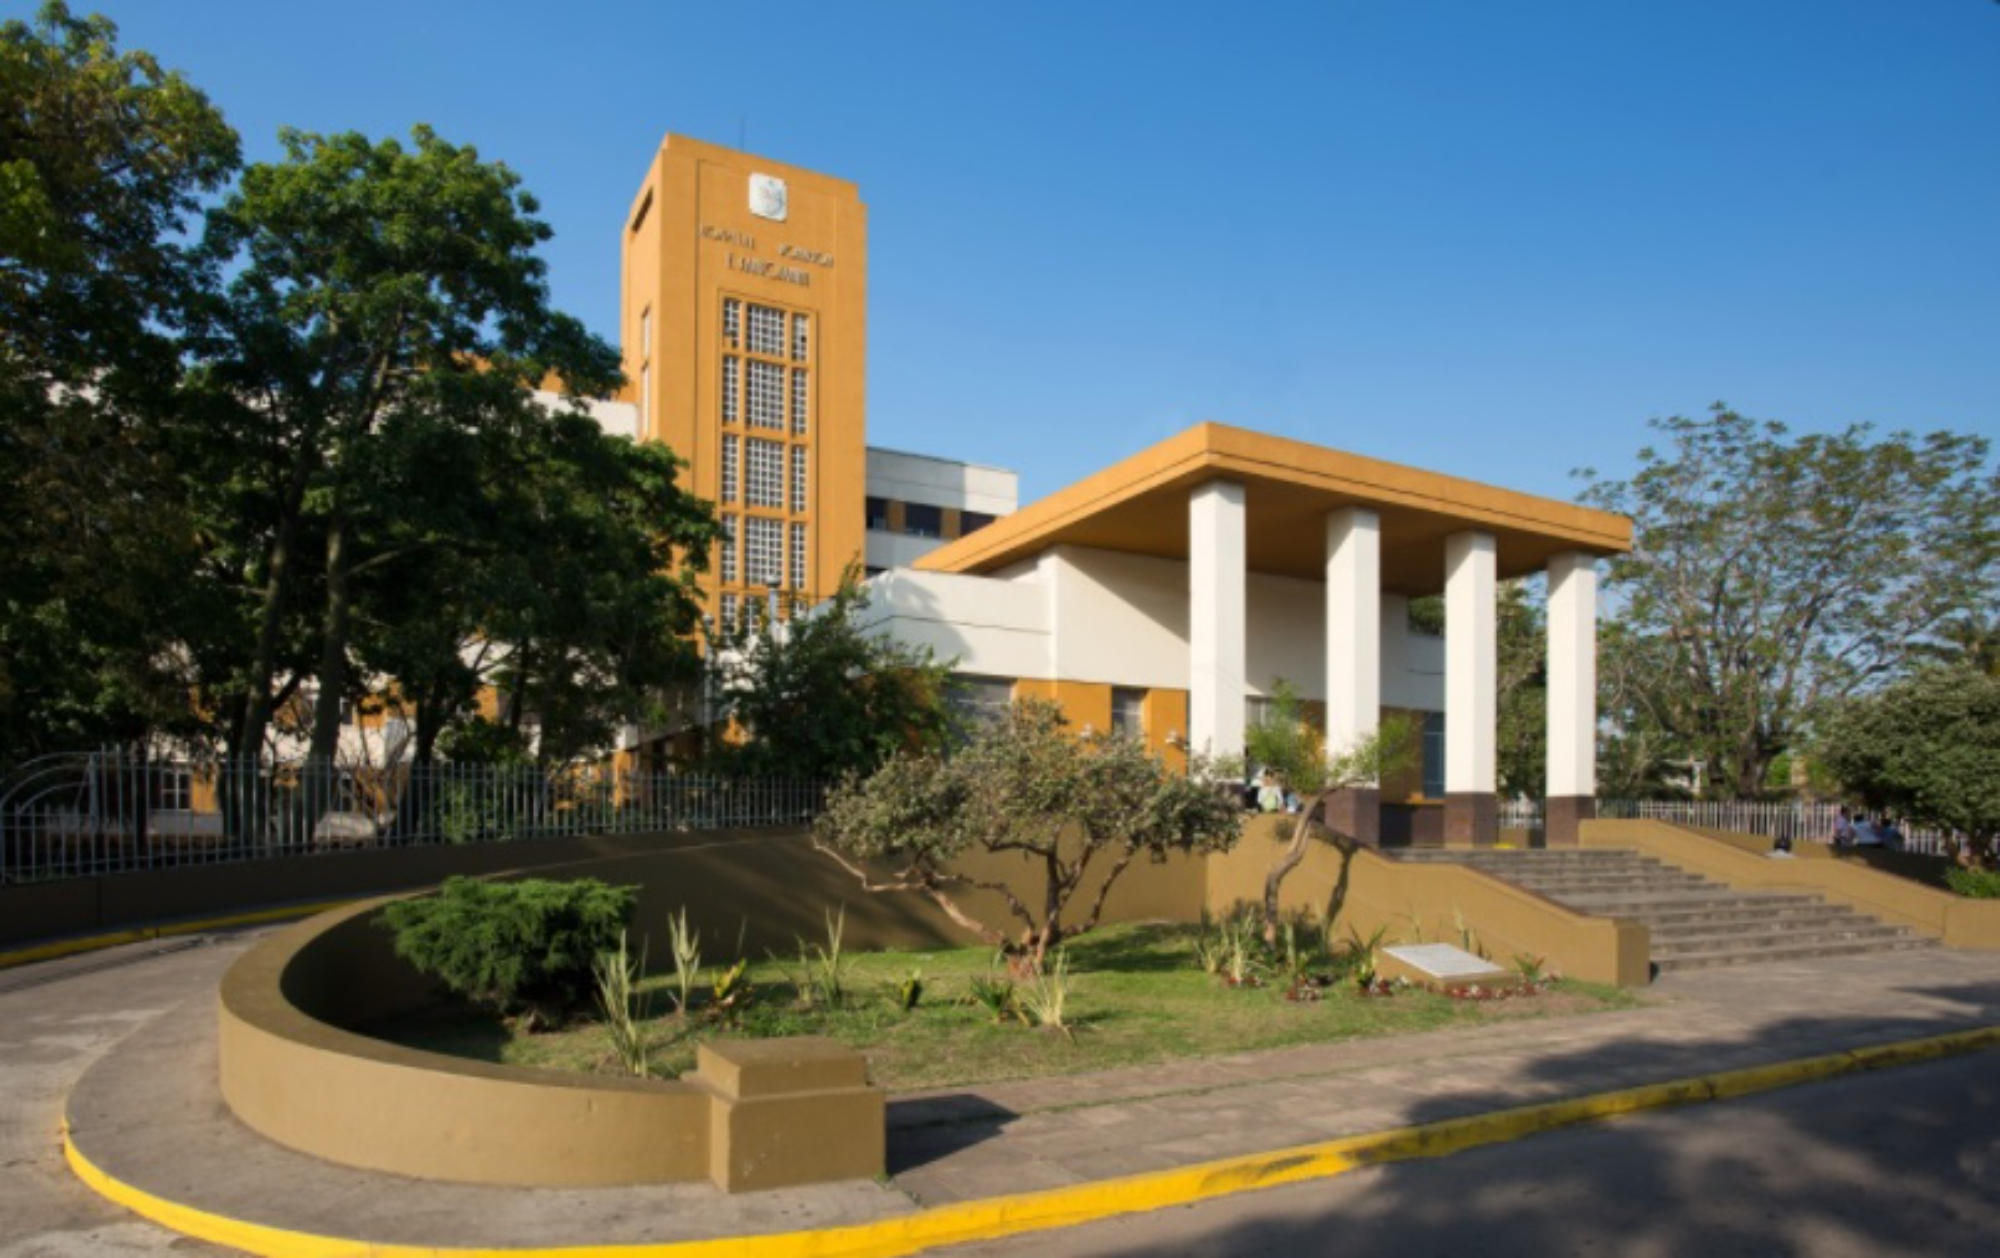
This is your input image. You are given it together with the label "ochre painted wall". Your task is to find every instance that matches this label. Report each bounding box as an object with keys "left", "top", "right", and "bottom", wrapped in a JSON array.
[{"left": 621, "top": 135, "right": 867, "bottom": 613}]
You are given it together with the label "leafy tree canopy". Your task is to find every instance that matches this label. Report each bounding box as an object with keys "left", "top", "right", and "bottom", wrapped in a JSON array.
[
  {"left": 814, "top": 698, "right": 1242, "bottom": 970},
  {"left": 1817, "top": 667, "right": 2000, "bottom": 864},
  {"left": 706, "top": 575, "right": 955, "bottom": 780},
  {"left": 1579, "top": 406, "right": 1997, "bottom": 799}
]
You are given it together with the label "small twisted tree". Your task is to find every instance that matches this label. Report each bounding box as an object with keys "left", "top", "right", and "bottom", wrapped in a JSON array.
[
  {"left": 813, "top": 698, "right": 1242, "bottom": 971},
  {"left": 1243, "top": 680, "right": 1415, "bottom": 945}
]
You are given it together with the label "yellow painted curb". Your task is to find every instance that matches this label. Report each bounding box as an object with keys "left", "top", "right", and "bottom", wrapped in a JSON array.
[
  {"left": 0, "top": 901, "right": 358, "bottom": 972},
  {"left": 62, "top": 1024, "right": 2000, "bottom": 1258}
]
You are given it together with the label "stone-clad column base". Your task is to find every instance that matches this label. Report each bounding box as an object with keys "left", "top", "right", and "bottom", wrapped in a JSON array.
[
  {"left": 1444, "top": 792, "right": 1498, "bottom": 847},
  {"left": 1544, "top": 795, "right": 1596, "bottom": 848},
  {"left": 1322, "top": 787, "right": 1380, "bottom": 847}
]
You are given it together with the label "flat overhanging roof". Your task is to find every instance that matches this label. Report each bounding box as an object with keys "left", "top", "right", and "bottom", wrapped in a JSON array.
[{"left": 914, "top": 423, "right": 1632, "bottom": 597}]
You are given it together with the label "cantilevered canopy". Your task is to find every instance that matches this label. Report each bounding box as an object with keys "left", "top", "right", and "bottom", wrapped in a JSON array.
[{"left": 915, "top": 423, "right": 1631, "bottom": 597}]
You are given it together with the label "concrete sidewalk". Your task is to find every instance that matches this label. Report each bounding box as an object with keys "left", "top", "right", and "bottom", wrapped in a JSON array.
[{"left": 48, "top": 942, "right": 2000, "bottom": 1254}]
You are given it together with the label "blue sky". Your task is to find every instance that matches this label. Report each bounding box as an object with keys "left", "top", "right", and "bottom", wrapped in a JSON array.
[{"left": 70, "top": 0, "right": 2000, "bottom": 503}]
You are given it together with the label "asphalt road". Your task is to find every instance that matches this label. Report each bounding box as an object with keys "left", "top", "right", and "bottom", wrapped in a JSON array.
[{"left": 941, "top": 1049, "right": 2000, "bottom": 1258}]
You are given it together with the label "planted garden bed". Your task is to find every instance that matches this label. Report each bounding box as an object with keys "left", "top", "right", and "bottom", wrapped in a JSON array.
[{"left": 366, "top": 919, "right": 1639, "bottom": 1092}]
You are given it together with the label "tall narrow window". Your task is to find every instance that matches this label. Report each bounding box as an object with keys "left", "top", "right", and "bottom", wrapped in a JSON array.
[
  {"left": 720, "top": 435, "right": 739, "bottom": 502},
  {"left": 790, "top": 445, "right": 808, "bottom": 512},
  {"left": 1111, "top": 688, "right": 1146, "bottom": 738},
  {"left": 722, "top": 299, "right": 741, "bottom": 349},
  {"left": 790, "top": 369, "right": 809, "bottom": 435},
  {"left": 747, "top": 360, "right": 784, "bottom": 428},
  {"left": 745, "top": 516, "right": 783, "bottom": 586},
  {"left": 721, "top": 356, "right": 739, "bottom": 423},
  {"left": 720, "top": 592, "right": 740, "bottom": 628},
  {"left": 746, "top": 438, "right": 784, "bottom": 507},
  {"left": 640, "top": 363, "right": 652, "bottom": 434},
  {"left": 748, "top": 304, "right": 785, "bottom": 355},
  {"left": 640, "top": 307, "right": 652, "bottom": 352},
  {"left": 791, "top": 313, "right": 809, "bottom": 361},
  {"left": 790, "top": 522, "right": 807, "bottom": 591},
  {"left": 1421, "top": 712, "right": 1446, "bottom": 799},
  {"left": 719, "top": 514, "right": 738, "bottom": 584}
]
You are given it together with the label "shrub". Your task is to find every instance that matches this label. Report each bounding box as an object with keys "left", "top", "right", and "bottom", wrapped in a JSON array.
[
  {"left": 1944, "top": 867, "right": 2000, "bottom": 900},
  {"left": 379, "top": 876, "right": 637, "bottom": 1026}
]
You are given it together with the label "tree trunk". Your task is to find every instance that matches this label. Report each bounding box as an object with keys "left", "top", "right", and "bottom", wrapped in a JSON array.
[
  {"left": 1262, "top": 794, "right": 1331, "bottom": 945},
  {"left": 306, "top": 506, "right": 352, "bottom": 764},
  {"left": 235, "top": 442, "right": 315, "bottom": 762}
]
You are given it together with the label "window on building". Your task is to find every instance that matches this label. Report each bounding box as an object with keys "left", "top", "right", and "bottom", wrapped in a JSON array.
[
  {"left": 1246, "top": 695, "right": 1277, "bottom": 729},
  {"left": 865, "top": 566, "right": 887, "bottom": 579},
  {"left": 746, "top": 438, "right": 784, "bottom": 507},
  {"left": 745, "top": 516, "right": 784, "bottom": 587},
  {"left": 866, "top": 496, "right": 890, "bottom": 531},
  {"left": 640, "top": 307, "right": 651, "bottom": 351},
  {"left": 720, "top": 435, "right": 739, "bottom": 502},
  {"left": 904, "top": 502, "right": 942, "bottom": 538},
  {"left": 747, "top": 304, "right": 785, "bottom": 356},
  {"left": 790, "top": 445, "right": 807, "bottom": 512},
  {"left": 1422, "top": 711, "right": 1446, "bottom": 799},
  {"left": 790, "top": 368, "right": 809, "bottom": 435},
  {"left": 790, "top": 521, "right": 807, "bottom": 590},
  {"left": 723, "top": 298, "right": 741, "bottom": 349},
  {"left": 960, "top": 510, "right": 994, "bottom": 535},
  {"left": 719, "top": 592, "right": 740, "bottom": 628},
  {"left": 1111, "top": 688, "right": 1146, "bottom": 738},
  {"left": 950, "top": 675, "right": 1014, "bottom": 728},
  {"left": 640, "top": 363, "right": 651, "bottom": 433},
  {"left": 719, "top": 514, "right": 738, "bottom": 584},
  {"left": 747, "top": 360, "right": 784, "bottom": 428},
  {"left": 791, "top": 312, "right": 809, "bottom": 361},
  {"left": 154, "top": 767, "right": 193, "bottom": 812},
  {"left": 722, "top": 356, "right": 739, "bottom": 423}
]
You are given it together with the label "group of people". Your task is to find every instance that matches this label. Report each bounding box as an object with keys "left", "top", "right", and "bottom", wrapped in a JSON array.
[
  {"left": 1832, "top": 809, "right": 1906, "bottom": 851},
  {"left": 1244, "top": 769, "right": 1301, "bottom": 814}
]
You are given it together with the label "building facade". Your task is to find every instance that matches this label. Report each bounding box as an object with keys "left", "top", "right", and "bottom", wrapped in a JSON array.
[{"left": 620, "top": 136, "right": 868, "bottom": 626}]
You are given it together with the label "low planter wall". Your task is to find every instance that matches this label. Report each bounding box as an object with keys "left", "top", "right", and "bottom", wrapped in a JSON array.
[
  {"left": 1582, "top": 819, "right": 2000, "bottom": 950},
  {"left": 217, "top": 898, "right": 881, "bottom": 1191}
]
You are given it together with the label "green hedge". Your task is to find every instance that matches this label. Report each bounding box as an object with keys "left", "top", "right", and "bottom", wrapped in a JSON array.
[{"left": 379, "top": 876, "right": 637, "bottom": 1023}]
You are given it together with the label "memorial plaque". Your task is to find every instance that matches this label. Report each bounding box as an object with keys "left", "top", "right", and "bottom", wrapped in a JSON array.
[{"left": 1377, "top": 943, "right": 1518, "bottom": 991}]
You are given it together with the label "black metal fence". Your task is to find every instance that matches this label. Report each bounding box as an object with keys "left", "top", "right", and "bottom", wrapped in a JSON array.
[{"left": 0, "top": 752, "right": 828, "bottom": 885}]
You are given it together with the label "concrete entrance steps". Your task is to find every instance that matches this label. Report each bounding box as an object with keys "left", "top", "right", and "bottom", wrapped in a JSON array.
[{"left": 1391, "top": 848, "right": 1937, "bottom": 973}]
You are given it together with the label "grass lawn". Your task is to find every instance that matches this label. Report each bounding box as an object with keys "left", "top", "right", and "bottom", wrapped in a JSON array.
[{"left": 367, "top": 921, "right": 1641, "bottom": 1093}]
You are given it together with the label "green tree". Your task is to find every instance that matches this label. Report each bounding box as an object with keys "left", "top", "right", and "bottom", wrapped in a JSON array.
[
  {"left": 1817, "top": 668, "right": 2000, "bottom": 866},
  {"left": 1241, "top": 680, "right": 1413, "bottom": 944},
  {"left": 706, "top": 574, "right": 956, "bottom": 780},
  {"left": 188, "top": 124, "right": 626, "bottom": 765},
  {"left": 0, "top": 2, "right": 238, "bottom": 763},
  {"left": 814, "top": 698, "right": 1242, "bottom": 971},
  {"left": 1579, "top": 406, "right": 1997, "bottom": 799}
]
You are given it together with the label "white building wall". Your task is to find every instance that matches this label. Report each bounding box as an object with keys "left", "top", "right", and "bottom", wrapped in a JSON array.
[
  {"left": 865, "top": 447, "right": 1018, "bottom": 516},
  {"left": 865, "top": 544, "right": 1445, "bottom": 714},
  {"left": 548, "top": 391, "right": 640, "bottom": 441}
]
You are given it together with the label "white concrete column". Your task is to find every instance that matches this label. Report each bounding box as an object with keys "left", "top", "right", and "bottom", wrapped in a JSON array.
[
  {"left": 1545, "top": 551, "right": 1599, "bottom": 844},
  {"left": 1189, "top": 481, "right": 1247, "bottom": 760},
  {"left": 1325, "top": 507, "right": 1382, "bottom": 841},
  {"left": 1444, "top": 531, "right": 1497, "bottom": 843}
]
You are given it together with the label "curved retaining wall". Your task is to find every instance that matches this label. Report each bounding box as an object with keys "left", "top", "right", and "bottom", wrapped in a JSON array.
[{"left": 218, "top": 894, "right": 882, "bottom": 1191}]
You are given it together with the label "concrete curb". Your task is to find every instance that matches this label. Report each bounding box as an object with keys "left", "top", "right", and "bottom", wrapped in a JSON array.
[
  {"left": 0, "top": 901, "right": 358, "bottom": 972},
  {"left": 64, "top": 1023, "right": 2000, "bottom": 1258}
]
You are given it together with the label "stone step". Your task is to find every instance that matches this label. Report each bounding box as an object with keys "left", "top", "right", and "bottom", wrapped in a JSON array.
[
  {"left": 1626, "top": 901, "right": 1882, "bottom": 931},
  {"left": 1499, "top": 873, "right": 1712, "bottom": 894},
  {"left": 1552, "top": 889, "right": 1821, "bottom": 914},
  {"left": 1653, "top": 934, "right": 1937, "bottom": 973},
  {"left": 1648, "top": 919, "right": 1923, "bottom": 953}
]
